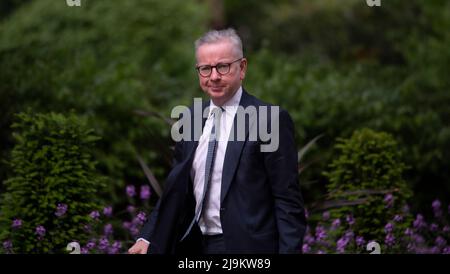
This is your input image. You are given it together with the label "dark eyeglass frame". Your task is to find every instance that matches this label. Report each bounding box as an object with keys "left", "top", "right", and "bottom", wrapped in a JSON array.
[{"left": 196, "top": 58, "right": 243, "bottom": 77}]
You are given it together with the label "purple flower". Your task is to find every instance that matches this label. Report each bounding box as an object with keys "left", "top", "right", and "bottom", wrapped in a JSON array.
[
  {"left": 413, "top": 214, "right": 426, "bottom": 229},
  {"left": 127, "top": 205, "right": 136, "bottom": 214},
  {"left": 302, "top": 243, "right": 310, "bottom": 253},
  {"left": 429, "top": 246, "right": 440, "bottom": 254},
  {"left": 104, "top": 224, "right": 113, "bottom": 236},
  {"left": 55, "top": 203, "right": 68, "bottom": 217},
  {"left": 404, "top": 228, "right": 413, "bottom": 236},
  {"left": 336, "top": 237, "right": 349, "bottom": 253},
  {"left": 11, "top": 219, "right": 22, "bottom": 229},
  {"left": 443, "top": 247, "right": 450, "bottom": 254},
  {"left": 304, "top": 234, "right": 315, "bottom": 245},
  {"left": 331, "top": 218, "right": 341, "bottom": 230},
  {"left": 137, "top": 211, "right": 147, "bottom": 223},
  {"left": 385, "top": 234, "right": 395, "bottom": 246},
  {"left": 112, "top": 241, "right": 122, "bottom": 249},
  {"left": 103, "top": 206, "right": 113, "bottom": 217},
  {"left": 432, "top": 199, "right": 442, "bottom": 218},
  {"left": 393, "top": 214, "right": 403, "bottom": 222},
  {"left": 322, "top": 211, "right": 330, "bottom": 221},
  {"left": 108, "top": 241, "right": 122, "bottom": 254},
  {"left": 98, "top": 237, "right": 109, "bottom": 251},
  {"left": 89, "top": 210, "right": 100, "bottom": 220},
  {"left": 432, "top": 199, "right": 441, "bottom": 211},
  {"left": 443, "top": 225, "right": 450, "bottom": 233},
  {"left": 130, "top": 226, "right": 139, "bottom": 236},
  {"left": 384, "top": 193, "right": 394, "bottom": 208},
  {"left": 435, "top": 236, "right": 447, "bottom": 247},
  {"left": 346, "top": 214, "right": 355, "bottom": 226},
  {"left": 126, "top": 185, "right": 136, "bottom": 197},
  {"left": 384, "top": 223, "right": 394, "bottom": 234},
  {"left": 315, "top": 226, "right": 327, "bottom": 242},
  {"left": 3, "top": 240, "right": 13, "bottom": 250},
  {"left": 316, "top": 250, "right": 326, "bottom": 254},
  {"left": 140, "top": 185, "right": 151, "bottom": 200},
  {"left": 81, "top": 247, "right": 89, "bottom": 254},
  {"left": 122, "top": 221, "right": 132, "bottom": 230},
  {"left": 35, "top": 225, "right": 46, "bottom": 238},
  {"left": 344, "top": 230, "right": 354, "bottom": 240},
  {"left": 430, "top": 223, "right": 439, "bottom": 232},
  {"left": 86, "top": 240, "right": 96, "bottom": 250},
  {"left": 356, "top": 236, "right": 365, "bottom": 247},
  {"left": 413, "top": 234, "right": 425, "bottom": 244}
]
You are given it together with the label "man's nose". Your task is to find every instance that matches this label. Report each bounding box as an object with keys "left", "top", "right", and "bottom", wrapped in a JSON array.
[{"left": 210, "top": 67, "right": 221, "bottom": 80}]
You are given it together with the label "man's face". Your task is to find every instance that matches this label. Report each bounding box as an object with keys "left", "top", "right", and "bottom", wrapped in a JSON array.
[{"left": 196, "top": 40, "right": 247, "bottom": 106}]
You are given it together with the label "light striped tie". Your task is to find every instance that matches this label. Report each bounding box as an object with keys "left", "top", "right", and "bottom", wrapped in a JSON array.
[{"left": 180, "top": 107, "right": 223, "bottom": 242}]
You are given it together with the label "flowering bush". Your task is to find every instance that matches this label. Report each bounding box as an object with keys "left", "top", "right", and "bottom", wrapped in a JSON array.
[
  {"left": 322, "top": 129, "right": 413, "bottom": 243},
  {"left": 1, "top": 180, "right": 154, "bottom": 254},
  {"left": 303, "top": 199, "right": 450, "bottom": 254},
  {"left": 2, "top": 182, "right": 447, "bottom": 254},
  {"left": 73, "top": 184, "right": 154, "bottom": 254}
]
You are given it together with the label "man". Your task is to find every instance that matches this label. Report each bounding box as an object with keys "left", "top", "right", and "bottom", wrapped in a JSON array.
[{"left": 128, "top": 28, "right": 306, "bottom": 254}]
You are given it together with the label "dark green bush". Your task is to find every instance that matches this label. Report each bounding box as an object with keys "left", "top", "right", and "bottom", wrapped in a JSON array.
[
  {"left": 245, "top": 47, "right": 450, "bottom": 213},
  {"left": 322, "top": 128, "right": 412, "bottom": 244},
  {"left": 0, "top": 112, "right": 106, "bottom": 253},
  {"left": 0, "top": 0, "right": 208, "bottom": 204},
  {"left": 232, "top": 0, "right": 450, "bottom": 211}
]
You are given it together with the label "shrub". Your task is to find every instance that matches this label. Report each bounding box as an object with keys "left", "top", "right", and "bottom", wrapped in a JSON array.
[
  {"left": 0, "top": 112, "right": 106, "bottom": 253},
  {"left": 241, "top": 0, "right": 450, "bottom": 213},
  {"left": 0, "top": 0, "right": 208, "bottom": 204},
  {"left": 321, "top": 128, "right": 413, "bottom": 250},
  {"left": 303, "top": 199, "right": 450, "bottom": 254}
]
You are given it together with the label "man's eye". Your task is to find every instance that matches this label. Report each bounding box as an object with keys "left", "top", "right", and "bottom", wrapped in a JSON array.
[
  {"left": 200, "top": 66, "right": 211, "bottom": 72},
  {"left": 217, "top": 64, "right": 228, "bottom": 70}
]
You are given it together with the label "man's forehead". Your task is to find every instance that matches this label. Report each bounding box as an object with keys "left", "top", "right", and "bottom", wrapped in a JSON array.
[
  {"left": 196, "top": 41, "right": 238, "bottom": 62},
  {"left": 197, "top": 40, "right": 234, "bottom": 53}
]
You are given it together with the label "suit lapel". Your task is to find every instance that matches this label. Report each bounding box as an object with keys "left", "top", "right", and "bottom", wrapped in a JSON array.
[
  {"left": 220, "top": 90, "right": 255, "bottom": 203},
  {"left": 185, "top": 99, "right": 209, "bottom": 163}
]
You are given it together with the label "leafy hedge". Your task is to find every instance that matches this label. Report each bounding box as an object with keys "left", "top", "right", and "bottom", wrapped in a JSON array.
[
  {"left": 0, "top": 112, "right": 106, "bottom": 253},
  {"left": 323, "top": 128, "right": 412, "bottom": 242}
]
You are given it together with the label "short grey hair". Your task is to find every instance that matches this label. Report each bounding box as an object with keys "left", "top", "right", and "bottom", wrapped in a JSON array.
[{"left": 195, "top": 28, "right": 244, "bottom": 59}]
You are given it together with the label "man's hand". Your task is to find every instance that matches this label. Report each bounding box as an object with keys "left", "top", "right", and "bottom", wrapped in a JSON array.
[{"left": 128, "top": 240, "right": 149, "bottom": 254}]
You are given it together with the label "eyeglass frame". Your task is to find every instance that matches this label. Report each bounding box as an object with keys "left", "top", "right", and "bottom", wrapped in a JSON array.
[{"left": 196, "top": 57, "right": 243, "bottom": 77}]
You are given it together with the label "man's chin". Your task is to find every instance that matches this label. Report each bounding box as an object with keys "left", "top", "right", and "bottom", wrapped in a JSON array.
[{"left": 208, "top": 90, "right": 225, "bottom": 99}]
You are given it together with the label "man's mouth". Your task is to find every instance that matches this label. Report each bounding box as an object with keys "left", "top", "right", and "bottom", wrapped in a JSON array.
[{"left": 210, "top": 86, "right": 224, "bottom": 92}]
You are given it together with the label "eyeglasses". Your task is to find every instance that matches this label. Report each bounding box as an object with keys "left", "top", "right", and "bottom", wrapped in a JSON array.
[{"left": 196, "top": 58, "right": 243, "bottom": 77}]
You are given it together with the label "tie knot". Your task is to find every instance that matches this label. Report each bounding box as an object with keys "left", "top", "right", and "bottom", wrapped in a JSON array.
[{"left": 209, "top": 106, "right": 224, "bottom": 119}]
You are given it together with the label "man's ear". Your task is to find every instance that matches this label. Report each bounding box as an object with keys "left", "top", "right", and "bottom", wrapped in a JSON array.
[{"left": 240, "top": 58, "right": 248, "bottom": 80}]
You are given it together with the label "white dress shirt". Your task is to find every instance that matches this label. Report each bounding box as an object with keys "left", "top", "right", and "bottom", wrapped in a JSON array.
[
  {"left": 190, "top": 86, "right": 242, "bottom": 235},
  {"left": 137, "top": 87, "right": 243, "bottom": 244}
]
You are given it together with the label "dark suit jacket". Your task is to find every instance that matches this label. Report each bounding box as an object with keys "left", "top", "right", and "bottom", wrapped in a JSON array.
[{"left": 138, "top": 89, "right": 306, "bottom": 254}]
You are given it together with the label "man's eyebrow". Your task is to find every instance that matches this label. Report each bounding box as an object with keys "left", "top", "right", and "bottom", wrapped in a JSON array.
[{"left": 198, "top": 60, "right": 235, "bottom": 66}]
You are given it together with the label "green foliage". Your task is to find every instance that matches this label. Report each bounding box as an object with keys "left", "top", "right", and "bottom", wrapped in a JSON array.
[
  {"left": 245, "top": 19, "right": 450, "bottom": 211},
  {"left": 323, "top": 128, "right": 412, "bottom": 243},
  {"left": 0, "top": 0, "right": 208, "bottom": 201},
  {"left": 0, "top": 112, "right": 106, "bottom": 253},
  {"left": 0, "top": 0, "right": 30, "bottom": 19},
  {"left": 227, "top": 1, "right": 450, "bottom": 210}
]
